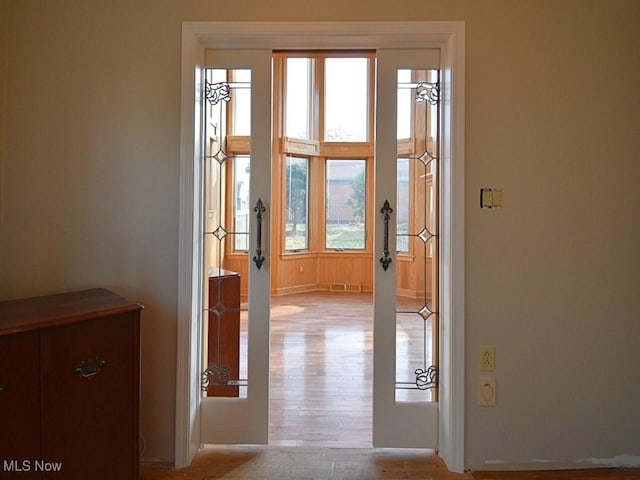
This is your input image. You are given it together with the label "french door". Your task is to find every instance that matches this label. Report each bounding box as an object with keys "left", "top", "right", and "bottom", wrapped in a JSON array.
[
  {"left": 373, "top": 49, "right": 441, "bottom": 447},
  {"left": 199, "top": 49, "right": 271, "bottom": 444},
  {"left": 198, "top": 47, "right": 441, "bottom": 447}
]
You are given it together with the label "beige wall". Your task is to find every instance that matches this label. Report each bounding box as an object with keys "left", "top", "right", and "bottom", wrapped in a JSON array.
[
  {"left": 0, "top": 0, "right": 7, "bottom": 250},
  {"left": 1, "top": 0, "right": 639, "bottom": 470}
]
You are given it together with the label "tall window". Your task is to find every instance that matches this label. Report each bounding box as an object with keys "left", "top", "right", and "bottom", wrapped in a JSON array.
[
  {"left": 232, "top": 69, "right": 251, "bottom": 136},
  {"left": 284, "top": 156, "right": 309, "bottom": 251},
  {"left": 279, "top": 53, "right": 373, "bottom": 254},
  {"left": 324, "top": 58, "right": 369, "bottom": 141},
  {"left": 325, "top": 159, "right": 366, "bottom": 249},
  {"left": 285, "top": 58, "right": 312, "bottom": 140}
]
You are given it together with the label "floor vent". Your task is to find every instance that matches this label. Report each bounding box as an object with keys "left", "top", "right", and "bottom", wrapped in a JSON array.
[{"left": 329, "top": 283, "right": 362, "bottom": 293}]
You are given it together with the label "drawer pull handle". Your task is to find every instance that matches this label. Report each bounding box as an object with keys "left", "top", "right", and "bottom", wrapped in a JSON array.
[
  {"left": 75, "top": 357, "right": 107, "bottom": 378},
  {"left": 0, "top": 384, "right": 5, "bottom": 393}
]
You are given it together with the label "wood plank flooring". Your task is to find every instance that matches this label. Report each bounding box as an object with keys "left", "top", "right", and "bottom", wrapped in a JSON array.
[
  {"left": 269, "top": 292, "right": 374, "bottom": 447},
  {"left": 141, "top": 445, "right": 473, "bottom": 480},
  {"left": 141, "top": 292, "right": 640, "bottom": 479},
  {"left": 141, "top": 445, "right": 640, "bottom": 480},
  {"left": 269, "top": 291, "right": 436, "bottom": 445}
]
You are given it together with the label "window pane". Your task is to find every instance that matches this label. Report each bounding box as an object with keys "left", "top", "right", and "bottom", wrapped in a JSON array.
[
  {"left": 232, "top": 70, "right": 251, "bottom": 251},
  {"left": 285, "top": 58, "right": 312, "bottom": 140},
  {"left": 397, "top": 69, "right": 413, "bottom": 139},
  {"left": 234, "top": 156, "right": 250, "bottom": 251},
  {"left": 232, "top": 69, "right": 251, "bottom": 136},
  {"left": 397, "top": 158, "right": 410, "bottom": 252},
  {"left": 324, "top": 58, "right": 368, "bottom": 142},
  {"left": 285, "top": 156, "right": 309, "bottom": 251},
  {"left": 325, "top": 159, "right": 366, "bottom": 249}
]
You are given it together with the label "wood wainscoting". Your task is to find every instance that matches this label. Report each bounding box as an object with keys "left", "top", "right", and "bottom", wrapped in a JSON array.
[{"left": 222, "top": 251, "right": 432, "bottom": 298}]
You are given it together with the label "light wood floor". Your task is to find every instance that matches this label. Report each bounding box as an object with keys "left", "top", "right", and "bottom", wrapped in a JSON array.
[
  {"left": 141, "top": 445, "right": 640, "bottom": 480},
  {"left": 270, "top": 291, "right": 436, "bottom": 446},
  {"left": 269, "top": 291, "right": 374, "bottom": 447},
  {"left": 141, "top": 445, "right": 471, "bottom": 479},
  {"left": 142, "top": 292, "right": 640, "bottom": 479}
]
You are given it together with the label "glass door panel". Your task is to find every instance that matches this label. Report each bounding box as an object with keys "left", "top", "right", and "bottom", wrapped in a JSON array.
[
  {"left": 395, "top": 68, "right": 439, "bottom": 402},
  {"left": 373, "top": 49, "right": 440, "bottom": 448},
  {"left": 202, "top": 68, "right": 250, "bottom": 399},
  {"left": 200, "top": 49, "right": 271, "bottom": 445}
]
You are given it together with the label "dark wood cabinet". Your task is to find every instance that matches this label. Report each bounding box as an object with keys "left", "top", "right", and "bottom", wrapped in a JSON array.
[
  {"left": 0, "top": 331, "right": 41, "bottom": 478},
  {"left": 206, "top": 270, "right": 240, "bottom": 397},
  {"left": 0, "top": 289, "right": 142, "bottom": 479}
]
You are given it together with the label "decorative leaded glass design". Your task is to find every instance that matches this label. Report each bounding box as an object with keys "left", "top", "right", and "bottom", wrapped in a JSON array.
[
  {"left": 396, "top": 69, "right": 440, "bottom": 402},
  {"left": 201, "top": 68, "right": 250, "bottom": 398}
]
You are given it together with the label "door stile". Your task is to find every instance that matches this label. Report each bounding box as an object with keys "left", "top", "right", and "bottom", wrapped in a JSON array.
[
  {"left": 373, "top": 48, "right": 400, "bottom": 447},
  {"left": 245, "top": 49, "right": 272, "bottom": 444}
]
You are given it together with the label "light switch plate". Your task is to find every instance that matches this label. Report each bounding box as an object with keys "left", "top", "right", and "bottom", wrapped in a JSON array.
[
  {"left": 480, "top": 188, "right": 493, "bottom": 208},
  {"left": 480, "top": 188, "right": 503, "bottom": 208},
  {"left": 491, "top": 189, "right": 502, "bottom": 207}
]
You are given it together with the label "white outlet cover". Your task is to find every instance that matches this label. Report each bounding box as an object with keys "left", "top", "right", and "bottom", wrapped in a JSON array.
[
  {"left": 479, "top": 345, "right": 496, "bottom": 371},
  {"left": 478, "top": 377, "right": 496, "bottom": 406}
]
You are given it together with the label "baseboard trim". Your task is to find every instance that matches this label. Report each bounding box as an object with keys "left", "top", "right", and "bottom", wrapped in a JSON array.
[{"left": 471, "top": 455, "right": 640, "bottom": 472}]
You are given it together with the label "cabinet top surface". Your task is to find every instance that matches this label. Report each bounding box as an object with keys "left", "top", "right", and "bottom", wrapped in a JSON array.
[
  {"left": 0, "top": 288, "right": 142, "bottom": 336},
  {"left": 208, "top": 267, "right": 240, "bottom": 279}
]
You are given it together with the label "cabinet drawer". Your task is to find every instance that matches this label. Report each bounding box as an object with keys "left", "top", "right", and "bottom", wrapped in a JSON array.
[
  {"left": 41, "top": 311, "right": 139, "bottom": 479},
  {"left": 0, "top": 331, "right": 41, "bottom": 479}
]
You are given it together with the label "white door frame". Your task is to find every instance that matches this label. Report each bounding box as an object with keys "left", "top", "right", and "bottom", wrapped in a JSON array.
[{"left": 177, "top": 21, "right": 466, "bottom": 473}]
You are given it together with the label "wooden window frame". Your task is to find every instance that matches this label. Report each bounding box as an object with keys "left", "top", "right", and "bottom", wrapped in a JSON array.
[{"left": 275, "top": 52, "right": 376, "bottom": 257}]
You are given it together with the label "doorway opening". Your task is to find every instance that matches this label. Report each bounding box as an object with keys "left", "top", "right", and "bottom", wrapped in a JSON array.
[
  {"left": 200, "top": 51, "right": 440, "bottom": 447},
  {"left": 177, "top": 21, "right": 466, "bottom": 472},
  {"left": 269, "top": 54, "right": 377, "bottom": 446}
]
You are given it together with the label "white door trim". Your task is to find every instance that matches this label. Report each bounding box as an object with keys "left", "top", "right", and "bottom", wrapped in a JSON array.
[{"left": 177, "top": 20, "right": 466, "bottom": 472}]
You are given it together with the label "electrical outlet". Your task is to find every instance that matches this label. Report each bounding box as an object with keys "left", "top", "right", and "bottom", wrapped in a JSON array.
[
  {"left": 480, "top": 345, "right": 496, "bottom": 371},
  {"left": 478, "top": 377, "right": 496, "bottom": 406}
]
